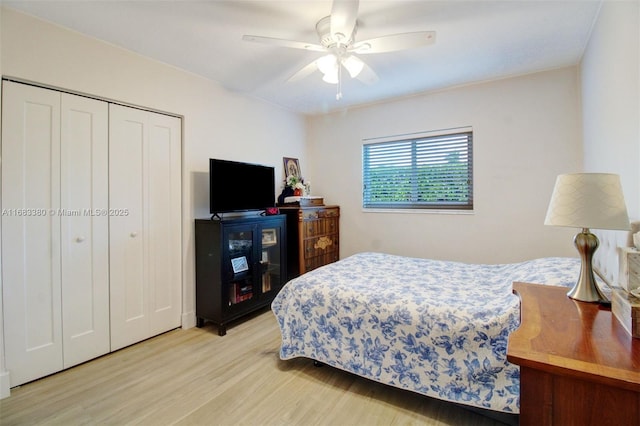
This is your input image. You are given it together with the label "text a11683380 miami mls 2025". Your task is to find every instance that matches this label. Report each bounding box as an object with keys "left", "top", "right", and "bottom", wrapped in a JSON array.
[{"left": 1, "top": 208, "right": 130, "bottom": 217}]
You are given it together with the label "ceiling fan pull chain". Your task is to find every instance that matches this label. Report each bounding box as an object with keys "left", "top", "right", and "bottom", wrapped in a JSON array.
[{"left": 336, "top": 62, "right": 343, "bottom": 100}]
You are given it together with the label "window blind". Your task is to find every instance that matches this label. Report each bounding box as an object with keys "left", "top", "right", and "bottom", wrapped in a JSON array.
[{"left": 362, "top": 131, "right": 473, "bottom": 210}]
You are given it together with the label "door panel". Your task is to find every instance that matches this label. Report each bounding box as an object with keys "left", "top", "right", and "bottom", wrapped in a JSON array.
[
  {"left": 60, "top": 93, "right": 110, "bottom": 367},
  {"left": 147, "top": 113, "right": 182, "bottom": 335},
  {"left": 109, "top": 105, "right": 181, "bottom": 350},
  {"left": 109, "top": 104, "right": 148, "bottom": 350},
  {"left": 1, "top": 81, "right": 63, "bottom": 386}
]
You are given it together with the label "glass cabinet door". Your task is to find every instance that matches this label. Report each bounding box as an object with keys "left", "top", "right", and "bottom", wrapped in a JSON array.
[
  {"left": 226, "top": 227, "right": 255, "bottom": 306},
  {"left": 260, "top": 225, "right": 284, "bottom": 295}
]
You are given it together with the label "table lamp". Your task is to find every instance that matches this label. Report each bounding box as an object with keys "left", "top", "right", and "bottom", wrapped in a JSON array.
[{"left": 544, "top": 173, "right": 630, "bottom": 302}]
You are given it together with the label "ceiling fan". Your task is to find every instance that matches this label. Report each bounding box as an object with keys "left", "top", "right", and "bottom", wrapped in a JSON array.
[{"left": 242, "top": 0, "right": 436, "bottom": 100}]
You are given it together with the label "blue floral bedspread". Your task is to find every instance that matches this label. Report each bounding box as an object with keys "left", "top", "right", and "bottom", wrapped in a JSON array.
[{"left": 271, "top": 252, "right": 581, "bottom": 414}]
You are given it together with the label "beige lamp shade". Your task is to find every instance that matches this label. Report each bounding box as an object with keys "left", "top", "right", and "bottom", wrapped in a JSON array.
[{"left": 544, "top": 173, "right": 630, "bottom": 230}]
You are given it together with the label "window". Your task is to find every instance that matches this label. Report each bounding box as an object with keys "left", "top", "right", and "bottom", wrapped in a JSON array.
[{"left": 362, "top": 129, "right": 473, "bottom": 210}]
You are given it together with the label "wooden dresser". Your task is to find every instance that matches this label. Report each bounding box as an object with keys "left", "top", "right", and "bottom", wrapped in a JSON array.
[
  {"left": 279, "top": 205, "right": 340, "bottom": 281},
  {"left": 507, "top": 282, "right": 640, "bottom": 426}
]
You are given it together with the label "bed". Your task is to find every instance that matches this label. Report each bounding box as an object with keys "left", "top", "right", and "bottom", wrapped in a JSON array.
[{"left": 271, "top": 222, "right": 639, "bottom": 415}]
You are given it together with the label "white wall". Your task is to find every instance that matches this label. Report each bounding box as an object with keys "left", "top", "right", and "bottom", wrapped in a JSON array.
[
  {"left": 0, "top": 7, "right": 306, "bottom": 396},
  {"left": 307, "top": 68, "right": 583, "bottom": 263},
  {"left": 581, "top": 0, "right": 639, "bottom": 221}
]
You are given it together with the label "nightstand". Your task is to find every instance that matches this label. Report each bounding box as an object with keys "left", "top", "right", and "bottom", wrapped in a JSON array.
[{"left": 507, "top": 282, "right": 640, "bottom": 426}]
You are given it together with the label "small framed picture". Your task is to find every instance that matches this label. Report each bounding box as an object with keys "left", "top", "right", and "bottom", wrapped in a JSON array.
[
  {"left": 283, "top": 157, "right": 301, "bottom": 178},
  {"left": 230, "top": 256, "right": 249, "bottom": 273},
  {"left": 262, "top": 229, "right": 277, "bottom": 246}
]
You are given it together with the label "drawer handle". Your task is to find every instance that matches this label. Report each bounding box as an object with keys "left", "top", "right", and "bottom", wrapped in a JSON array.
[{"left": 75, "top": 236, "right": 86, "bottom": 243}]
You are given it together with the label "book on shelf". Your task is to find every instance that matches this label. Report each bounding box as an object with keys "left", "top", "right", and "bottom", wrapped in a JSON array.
[
  {"left": 229, "top": 282, "right": 253, "bottom": 304},
  {"left": 262, "top": 272, "right": 271, "bottom": 292}
]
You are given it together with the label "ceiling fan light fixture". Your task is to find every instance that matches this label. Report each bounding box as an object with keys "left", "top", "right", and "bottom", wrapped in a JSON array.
[
  {"left": 317, "top": 54, "right": 339, "bottom": 84},
  {"left": 316, "top": 54, "right": 337, "bottom": 75},
  {"left": 322, "top": 69, "right": 339, "bottom": 84},
  {"left": 342, "top": 55, "right": 364, "bottom": 78}
]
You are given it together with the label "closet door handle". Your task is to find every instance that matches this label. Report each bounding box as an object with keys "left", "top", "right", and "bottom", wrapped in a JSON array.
[
  {"left": 130, "top": 232, "right": 138, "bottom": 238},
  {"left": 75, "top": 236, "right": 86, "bottom": 243}
]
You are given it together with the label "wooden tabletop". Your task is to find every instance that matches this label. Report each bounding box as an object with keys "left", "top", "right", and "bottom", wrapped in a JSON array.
[{"left": 507, "top": 282, "right": 640, "bottom": 392}]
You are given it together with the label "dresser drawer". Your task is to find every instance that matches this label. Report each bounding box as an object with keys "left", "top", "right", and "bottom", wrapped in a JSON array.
[
  {"left": 301, "top": 206, "right": 340, "bottom": 221},
  {"left": 304, "top": 252, "right": 340, "bottom": 273},
  {"left": 304, "top": 234, "right": 339, "bottom": 258},
  {"left": 303, "top": 217, "right": 339, "bottom": 237}
]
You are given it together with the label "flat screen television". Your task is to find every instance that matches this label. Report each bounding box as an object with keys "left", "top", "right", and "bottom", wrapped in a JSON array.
[{"left": 209, "top": 158, "right": 275, "bottom": 214}]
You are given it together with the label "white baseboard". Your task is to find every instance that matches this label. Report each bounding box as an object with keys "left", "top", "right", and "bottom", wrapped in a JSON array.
[
  {"left": 0, "top": 370, "right": 11, "bottom": 399},
  {"left": 181, "top": 311, "right": 196, "bottom": 329}
]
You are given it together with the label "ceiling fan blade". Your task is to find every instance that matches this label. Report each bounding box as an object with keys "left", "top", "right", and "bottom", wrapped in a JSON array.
[
  {"left": 351, "top": 31, "right": 436, "bottom": 54},
  {"left": 330, "top": 0, "right": 359, "bottom": 44},
  {"left": 242, "top": 35, "right": 325, "bottom": 52},
  {"left": 287, "top": 60, "right": 320, "bottom": 83},
  {"left": 355, "top": 60, "right": 379, "bottom": 85}
]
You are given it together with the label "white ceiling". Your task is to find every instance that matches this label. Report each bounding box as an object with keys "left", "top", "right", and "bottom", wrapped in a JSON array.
[{"left": 4, "top": 0, "right": 602, "bottom": 115}]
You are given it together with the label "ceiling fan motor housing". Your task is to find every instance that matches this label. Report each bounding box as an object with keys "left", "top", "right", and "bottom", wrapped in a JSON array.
[{"left": 316, "top": 16, "right": 357, "bottom": 48}]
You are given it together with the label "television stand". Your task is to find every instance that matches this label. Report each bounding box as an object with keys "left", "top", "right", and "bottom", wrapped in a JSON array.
[{"left": 195, "top": 214, "right": 287, "bottom": 335}]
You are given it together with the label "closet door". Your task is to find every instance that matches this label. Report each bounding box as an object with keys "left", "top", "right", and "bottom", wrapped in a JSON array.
[
  {"left": 109, "top": 105, "right": 182, "bottom": 350},
  {"left": 147, "top": 112, "right": 182, "bottom": 336},
  {"left": 1, "top": 82, "right": 63, "bottom": 386},
  {"left": 60, "top": 93, "right": 110, "bottom": 367},
  {"left": 109, "top": 105, "right": 148, "bottom": 349},
  {"left": 2, "top": 82, "right": 111, "bottom": 386}
]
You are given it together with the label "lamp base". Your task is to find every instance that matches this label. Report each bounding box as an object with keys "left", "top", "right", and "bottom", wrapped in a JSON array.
[{"left": 567, "top": 228, "right": 607, "bottom": 303}]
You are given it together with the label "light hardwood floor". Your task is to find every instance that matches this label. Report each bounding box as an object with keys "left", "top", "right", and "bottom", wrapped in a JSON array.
[{"left": 0, "top": 309, "right": 516, "bottom": 425}]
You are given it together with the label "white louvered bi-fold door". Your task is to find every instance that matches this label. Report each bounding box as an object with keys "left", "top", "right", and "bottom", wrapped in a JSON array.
[{"left": 109, "top": 104, "right": 182, "bottom": 351}]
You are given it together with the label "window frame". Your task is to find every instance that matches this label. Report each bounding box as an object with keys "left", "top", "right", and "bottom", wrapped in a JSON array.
[{"left": 362, "top": 128, "right": 474, "bottom": 212}]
